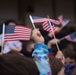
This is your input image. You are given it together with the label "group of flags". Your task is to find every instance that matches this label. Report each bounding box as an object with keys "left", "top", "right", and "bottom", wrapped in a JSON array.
[
  {"left": 31, "top": 15, "right": 70, "bottom": 34},
  {"left": 0, "top": 15, "right": 76, "bottom": 44},
  {"left": 30, "top": 15, "right": 76, "bottom": 42}
]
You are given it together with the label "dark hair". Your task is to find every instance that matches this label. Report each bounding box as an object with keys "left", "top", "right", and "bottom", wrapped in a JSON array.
[
  {"left": 20, "top": 40, "right": 34, "bottom": 57},
  {"left": 62, "top": 49, "right": 76, "bottom": 61},
  {"left": 4, "top": 20, "right": 17, "bottom": 25},
  {"left": 21, "top": 39, "right": 34, "bottom": 50},
  {"left": 0, "top": 51, "right": 63, "bottom": 75},
  {"left": 0, "top": 51, "right": 39, "bottom": 75},
  {"left": 49, "top": 56, "right": 63, "bottom": 75}
]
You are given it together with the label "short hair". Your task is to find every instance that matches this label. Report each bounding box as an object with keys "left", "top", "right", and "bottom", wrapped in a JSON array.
[
  {"left": 62, "top": 49, "right": 76, "bottom": 61},
  {"left": 49, "top": 56, "right": 63, "bottom": 75},
  {"left": 0, "top": 51, "right": 39, "bottom": 75},
  {"left": 20, "top": 40, "right": 34, "bottom": 57}
]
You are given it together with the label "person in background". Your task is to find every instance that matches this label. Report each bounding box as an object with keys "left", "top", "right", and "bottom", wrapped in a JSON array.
[
  {"left": 37, "top": 24, "right": 61, "bottom": 45},
  {"left": 62, "top": 49, "right": 76, "bottom": 75},
  {"left": 20, "top": 39, "right": 35, "bottom": 57},
  {"left": 2, "top": 20, "right": 22, "bottom": 53},
  {"left": 65, "top": 41, "right": 76, "bottom": 51},
  {"left": 5, "top": 20, "right": 18, "bottom": 25},
  {"left": 0, "top": 29, "right": 64, "bottom": 75}
]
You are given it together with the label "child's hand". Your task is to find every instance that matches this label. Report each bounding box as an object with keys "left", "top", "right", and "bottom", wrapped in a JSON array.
[
  {"left": 48, "top": 38, "right": 60, "bottom": 48},
  {"left": 55, "top": 51, "right": 65, "bottom": 64},
  {"left": 31, "top": 29, "right": 44, "bottom": 43}
]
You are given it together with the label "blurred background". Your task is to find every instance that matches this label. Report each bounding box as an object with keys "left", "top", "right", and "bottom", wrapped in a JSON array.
[{"left": 0, "top": 0, "right": 76, "bottom": 29}]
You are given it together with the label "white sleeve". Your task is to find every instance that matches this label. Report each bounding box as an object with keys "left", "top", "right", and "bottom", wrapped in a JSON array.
[
  {"left": 8, "top": 41, "right": 22, "bottom": 51},
  {"left": 2, "top": 42, "right": 10, "bottom": 53},
  {"left": 2, "top": 41, "right": 22, "bottom": 54}
]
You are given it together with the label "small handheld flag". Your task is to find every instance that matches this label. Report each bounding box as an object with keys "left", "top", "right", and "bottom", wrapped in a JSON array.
[
  {"left": 58, "top": 15, "right": 70, "bottom": 27},
  {"left": 0, "top": 25, "right": 32, "bottom": 42},
  {"left": 42, "top": 21, "right": 57, "bottom": 34},
  {"left": 65, "top": 33, "right": 76, "bottom": 42},
  {"left": 47, "top": 15, "right": 60, "bottom": 51},
  {"left": 31, "top": 16, "right": 60, "bottom": 25},
  {"left": 60, "top": 32, "right": 76, "bottom": 42}
]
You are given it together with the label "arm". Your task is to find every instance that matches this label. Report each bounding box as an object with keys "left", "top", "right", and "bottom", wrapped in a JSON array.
[
  {"left": 31, "top": 29, "right": 52, "bottom": 75},
  {"left": 48, "top": 38, "right": 60, "bottom": 48}
]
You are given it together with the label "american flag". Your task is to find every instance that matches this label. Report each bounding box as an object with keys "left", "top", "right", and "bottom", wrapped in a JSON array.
[
  {"left": 58, "top": 15, "right": 69, "bottom": 26},
  {"left": 42, "top": 21, "right": 57, "bottom": 34},
  {"left": 65, "top": 33, "right": 76, "bottom": 42},
  {"left": 32, "top": 16, "right": 60, "bottom": 25},
  {"left": 4, "top": 25, "right": 32, "bottom": 42}
]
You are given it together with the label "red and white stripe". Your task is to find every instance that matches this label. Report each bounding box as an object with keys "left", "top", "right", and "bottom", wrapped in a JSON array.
[
  {"left": 4, "top": 26, "right": 31, "bottom": 42},
  {"left": 33, "top": 18, "right": 60, "bottom": 25},
  {"left": 42, "top": 21, "right": 57, "bottom": 34}
]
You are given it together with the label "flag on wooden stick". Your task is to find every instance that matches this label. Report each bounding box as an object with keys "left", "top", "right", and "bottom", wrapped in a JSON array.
[
  {"left": 42, "top": 21, "right": 58, "bottom": 34},
  {"left": 65, "top": 33, "right": 76, "bottom": 42},
  {"left": 58, "top": 15, "right": 70, "bottom": 27},
  {"left": 31, "top": 16, "right": 60, "bottom": 25},
  {"left": 60, "top": 32, "right": 76, "bottom": 42},
  {"left": 0, "top": 25, "right": 32, "bottom": 42}
]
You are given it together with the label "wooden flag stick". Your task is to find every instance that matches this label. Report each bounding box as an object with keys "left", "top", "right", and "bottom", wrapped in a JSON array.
[
  {"left": 59, "top": 36, "right": 66, "bottom": 41},
  {"left": 29, "top": 15, "right": 36, "bottom": 29},
  {"left": 47, "top": 15, "right": 60, "bottom": 51}
]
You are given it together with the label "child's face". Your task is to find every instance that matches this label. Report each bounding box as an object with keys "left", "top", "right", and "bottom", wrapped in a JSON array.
[
  {"left": 65, "top": 57, "right": 76, "bottom": 65},
  {"left": 64, "top": 57, "right": 76, "bottom": 75}
]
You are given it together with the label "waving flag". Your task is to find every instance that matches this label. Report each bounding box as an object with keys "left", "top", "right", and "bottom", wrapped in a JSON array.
[
  {"left": 65, "top": 33, "right": 76, "bottom": 42},
  {"left": 62, "top": 19, "right": 70, "bottom": 26},
  {"left": 42, "top": 21, "right": 57, "bottom": 34},
  {"left": 32, "top": 16, "right": 60, "bottom": 25},
  {"left": 0, "top": 25, "right": 32, "bottom": 42},
  {"left": 58, "top": 15, "right": 70, "bottom": 26}
]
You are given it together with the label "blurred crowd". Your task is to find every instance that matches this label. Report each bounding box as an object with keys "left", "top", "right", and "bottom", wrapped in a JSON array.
[{"left": 0, "top": 19, "right": 76, "bottom": 75}]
